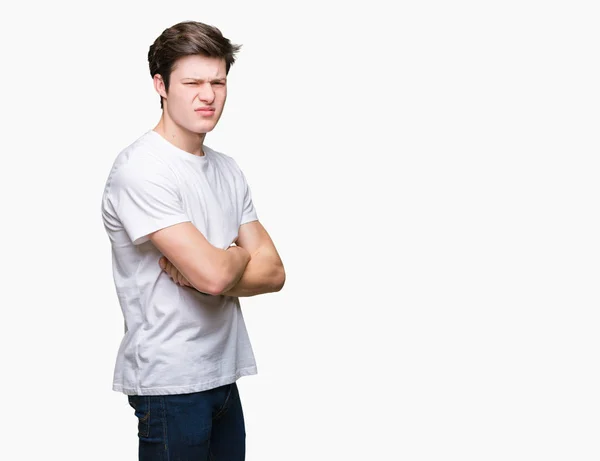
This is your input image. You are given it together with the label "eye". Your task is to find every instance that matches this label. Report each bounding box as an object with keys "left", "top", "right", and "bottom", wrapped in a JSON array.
[{"left": 212, "top": 82, "right": 225, "bottom": 86}]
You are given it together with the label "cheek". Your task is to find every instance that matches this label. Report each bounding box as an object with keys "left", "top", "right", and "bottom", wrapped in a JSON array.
[
  {"left": 168, "top": 94, "right": 190, "bottom": 120},
  {"left": 168, "top": 90, "right": 185, "bottom": 106}
]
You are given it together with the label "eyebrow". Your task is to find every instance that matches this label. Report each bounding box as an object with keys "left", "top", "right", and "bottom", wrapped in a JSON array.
[{"left": 181, "top": 77, "right": 227, "bottom": 83}]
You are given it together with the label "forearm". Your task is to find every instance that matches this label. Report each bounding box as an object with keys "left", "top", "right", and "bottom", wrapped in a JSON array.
[
  {"left": 217, "top": 245, "right": 252, "bottom": 294},
  {"left": 222, "top": 251, "right": 285, "bottom": 297}
]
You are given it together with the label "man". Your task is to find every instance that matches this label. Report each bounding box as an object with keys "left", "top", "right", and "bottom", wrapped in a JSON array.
[{"left": 100, "top": 21, "right": 285, "bottom": 461}]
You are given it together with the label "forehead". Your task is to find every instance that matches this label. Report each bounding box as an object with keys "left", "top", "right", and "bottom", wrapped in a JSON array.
[{"left": 171, "top": 55, "right": 227, "bottom": 78}]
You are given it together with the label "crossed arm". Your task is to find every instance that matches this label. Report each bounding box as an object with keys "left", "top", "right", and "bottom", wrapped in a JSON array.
[{"left": 150, "top": 220, "right": 285, "bottom": 297}]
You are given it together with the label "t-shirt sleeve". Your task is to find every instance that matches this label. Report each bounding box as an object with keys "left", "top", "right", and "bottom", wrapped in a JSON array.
[
  {"left": 109, "top": 163, "right": 190, "bottom": 245},
  {"left": 240, "top": 169, "right": 258, "bottom": 225}
]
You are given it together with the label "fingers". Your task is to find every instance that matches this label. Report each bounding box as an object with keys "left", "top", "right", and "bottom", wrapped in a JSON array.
[
  {"left": 167, "top": 261, "right": 181, "bottom": 285},
  {"left": 175, "top": 268, "right": 187, "bottom": 286},
  {"left": 159, "top": 256, "right": 191, "bottom": 287}
]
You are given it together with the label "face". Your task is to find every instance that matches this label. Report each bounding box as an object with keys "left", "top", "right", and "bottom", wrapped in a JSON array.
[{"left": 155, "top": 55, "right": 228, "bottom": 135}]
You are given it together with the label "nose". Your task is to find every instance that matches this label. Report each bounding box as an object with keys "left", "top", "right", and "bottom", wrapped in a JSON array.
[{"left": 197, "top": 83, "right": 215, "bottom": 104}]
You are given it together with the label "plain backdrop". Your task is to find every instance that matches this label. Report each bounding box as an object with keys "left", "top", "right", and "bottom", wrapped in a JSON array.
[{"left": 1, "top": 1, "right": 599, "bottom": 460}]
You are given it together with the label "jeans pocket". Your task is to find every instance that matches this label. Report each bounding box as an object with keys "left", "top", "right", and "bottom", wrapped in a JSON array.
[{"left": 128, "top": 395, "right": 151, "bottom": 438}]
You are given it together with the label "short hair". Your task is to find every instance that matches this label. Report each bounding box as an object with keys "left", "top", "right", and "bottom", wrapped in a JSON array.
[{"left": 148, "top": 21, "right": 242, "bottom": 108}]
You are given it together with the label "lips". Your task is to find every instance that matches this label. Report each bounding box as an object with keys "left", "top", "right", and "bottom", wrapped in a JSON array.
[{"left": 195, "top": 108, "right": 215, "bottom": 113}]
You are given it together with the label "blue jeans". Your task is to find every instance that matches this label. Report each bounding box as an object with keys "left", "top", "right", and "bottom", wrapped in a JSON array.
[{"left": 127, "top": 382, "right": 245, "bottom": 461}]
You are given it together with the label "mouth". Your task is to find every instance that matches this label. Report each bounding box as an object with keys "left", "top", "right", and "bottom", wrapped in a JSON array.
[{"left": 195, "top": 108, "right": 215, "bottom": 115}]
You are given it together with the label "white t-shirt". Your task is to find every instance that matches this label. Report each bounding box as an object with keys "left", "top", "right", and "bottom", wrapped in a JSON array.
[{"left": 100, "top": 130, "right": 258, "bottom": 396}]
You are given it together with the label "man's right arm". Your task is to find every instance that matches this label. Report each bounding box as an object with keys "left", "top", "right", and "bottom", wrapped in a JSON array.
[
  {"left": 107, "top": 161, "right": 247, "bottom": 294},
  {"left": 149, "top": 222, "right": 250, "bottom": 296}
]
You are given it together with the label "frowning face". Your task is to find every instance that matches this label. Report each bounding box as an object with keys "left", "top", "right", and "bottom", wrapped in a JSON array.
[{"left": 155, "top": 54, "right": 228, "bottom": 135}]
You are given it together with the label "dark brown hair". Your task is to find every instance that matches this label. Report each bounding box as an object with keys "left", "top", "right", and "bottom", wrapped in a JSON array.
[{"left": 148, "top": 21, "right": 242, "bottom": 108}]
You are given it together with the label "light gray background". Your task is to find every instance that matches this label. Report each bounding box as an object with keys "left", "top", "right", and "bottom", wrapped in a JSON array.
[{"left": 1, "top": 1, "right": 598, "bottom": 460}]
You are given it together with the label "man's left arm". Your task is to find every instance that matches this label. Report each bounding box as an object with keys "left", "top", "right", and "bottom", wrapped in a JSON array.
[{"left": 220, "top": 220, "right": 285, "bottom": 297}]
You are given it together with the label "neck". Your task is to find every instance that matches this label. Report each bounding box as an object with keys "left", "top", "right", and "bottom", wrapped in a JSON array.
[{"left": 153, "top": 113, "right": 206, "bottom": 157}]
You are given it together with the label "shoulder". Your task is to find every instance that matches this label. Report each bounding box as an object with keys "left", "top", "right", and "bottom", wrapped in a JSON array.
[
  {"left": 103, "top": 135, "right": 178, "bottom": 201},
  {"left": 101, "top": 133, "right": 178, "bottom": 219},
  {"left": 114, "top": 139, "right": 175, "bottom": 184}
]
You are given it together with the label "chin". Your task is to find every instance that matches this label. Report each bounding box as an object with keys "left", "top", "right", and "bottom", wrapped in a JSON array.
[{"left": 185, "top": 123, "right": 216, "bottom": 135}]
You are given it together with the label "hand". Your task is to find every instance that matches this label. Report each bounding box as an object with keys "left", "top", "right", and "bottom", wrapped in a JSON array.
[
  {"left": 226, "top": 242, "right": 251, "bottom": 261},
  {"left": 159, "top": 256, "right": 193, "bottom": 287}
]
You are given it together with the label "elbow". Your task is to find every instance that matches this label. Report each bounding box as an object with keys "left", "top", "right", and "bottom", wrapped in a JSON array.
[
  {"left": 272, "top": 266, "right": 286, "bottom": 292},
  {"left": 204, "top": 283, "right": 227, "bottom": 297},
  {"left": 206, "top": 265, "right": 241, "bottom": 296},
  {"left": 209, "top": 280, "right": 233, "bottom": 296},
  {"left": 189, "top": 278, "right": 224, "bottom": 296},
  {"left": 192, "top": 249, "right": 246, "bottom": 296},
  {"left": 203, "top": 272, "right": 233, "bottom": 296},
  {"left": 188, "top": 266, "right": 232, "bottom": 296}
]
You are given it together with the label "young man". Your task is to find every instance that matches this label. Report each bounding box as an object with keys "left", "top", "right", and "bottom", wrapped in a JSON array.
[{"left": 100, "top": 21, "right": 285, "bottom": 461}]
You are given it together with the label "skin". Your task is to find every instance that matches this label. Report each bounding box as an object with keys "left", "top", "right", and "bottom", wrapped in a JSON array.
[
  {"left": 153, "top": 54, "right": 227, "bottom": 156},
  {"left": 149, "top": 54, "right": 285, "bottom": 297}
]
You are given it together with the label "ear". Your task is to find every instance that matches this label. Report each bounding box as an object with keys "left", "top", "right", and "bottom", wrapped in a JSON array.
[{"left": 153, "top": 74, "right": 168, "bottom": 99}]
